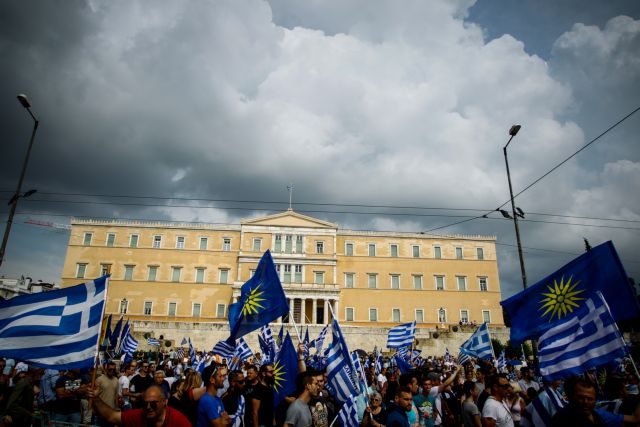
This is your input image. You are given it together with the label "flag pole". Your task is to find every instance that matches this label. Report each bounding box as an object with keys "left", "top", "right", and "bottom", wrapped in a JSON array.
[
  {"left": 90, "top": 275, "right": 111, "bottom": 409},
  {"left": 290, "top": 317, "right": 303, "bottom": 342}
]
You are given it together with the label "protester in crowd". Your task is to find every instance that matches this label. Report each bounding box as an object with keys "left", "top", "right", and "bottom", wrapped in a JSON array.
[
  {"left": 505, "top": 383, "right": 525, "bottom": 427},
  {"left": 428, "top": 365, "right": 461, "bottom": 427},
  {"left": 5, "top": 367, "right": 43, "bottom": 426},
  {"left": 361, "top": 391, "right": 387, "bottom": 427},
  {"left": 461, "top": 380, "right": 481, "bottom": 427},
  {"left": 168, "top": 369, "right": 206, "bottom": 426},
  {"left": 118, "top": 362, "right": 137, "bottom": 411},
  {"left": 0, "top": 359, "right": 9, "bottom": 413},
  {"left": 413, "top": 375, "right": 436, "bottom": 427},
  {"left": 153, "top": 370, "right": 171, "bottom": 399},
  {"left": 398, "top": 373, "right": 420, "bottom": 426},
  {"left": 37, "top": 368, "right": 59, "bottom": 412},
  {"left": 480, "top": 374, "right": 514, "bottom": 427},
  {"left": 309, "top": 370, "right": 330, "bottom": 427},
  {"left": 96, "top": 361, "right": 120, "bottom": 425},
  {"left": 387, "top": 386, "right": 413, "bottom": 427},
  {"left": 51, "top": 368, "right": 88, "bottom": 423},
  {"left": 221, "top": 370, "right": 245, "bottom": 417},
  {"left": 285, "top": 371, "right": 319, "bottom": 427},
  {"left": 130, "top": 362, "right": 154, "bottom": 408},
  {"left": 517, "top": 368, "right": 540, "bottom": 398},
  {"left": 91, "top": 384, "right": 191, "bottom": 426},
  {"left": 197, "top": 364, "right": 231, "bottom": 427},
  {"left": 248, "top": 363, "right": 275, "bottom": 427}
]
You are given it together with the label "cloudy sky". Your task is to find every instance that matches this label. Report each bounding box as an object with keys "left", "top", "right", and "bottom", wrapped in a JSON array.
[{"left": 1, "top": 0, "right": 639, "bottom": 300}]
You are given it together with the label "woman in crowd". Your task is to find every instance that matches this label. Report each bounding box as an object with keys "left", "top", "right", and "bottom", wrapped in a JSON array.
[
  {"left": 461, "top": 380, "right": 481, "bottom": 427},
  {"left": 361, "top": 391, "right": 387, "bottom": 427}
]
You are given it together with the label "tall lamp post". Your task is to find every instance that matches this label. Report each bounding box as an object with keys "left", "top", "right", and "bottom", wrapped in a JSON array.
[
  {"left": 503, "top": 124, "right": 528, "bottom": 289},
  {"left": 0, "top": 94, "right": 39, "bottom": 268}
]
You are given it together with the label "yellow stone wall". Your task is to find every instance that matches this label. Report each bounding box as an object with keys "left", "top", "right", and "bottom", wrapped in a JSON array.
[{"left": 60, "top": 211, "right": 504, "bottom": 344}]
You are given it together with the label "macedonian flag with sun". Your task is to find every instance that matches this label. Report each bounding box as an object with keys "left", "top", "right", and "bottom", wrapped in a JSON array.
[
  {"left": 501, "top": 241, "right": 639, "bottom": 345},
  {"left": 538, "top": 275, "right": 586, "bottom": 321}
]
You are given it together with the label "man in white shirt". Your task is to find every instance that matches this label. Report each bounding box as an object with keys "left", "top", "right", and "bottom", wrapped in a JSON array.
[
  {"left": 481, "top": 374, "right": 514, "bottom": 427},
  {"left": 117, "top": 362, "right": 136, "bottom": 410}
]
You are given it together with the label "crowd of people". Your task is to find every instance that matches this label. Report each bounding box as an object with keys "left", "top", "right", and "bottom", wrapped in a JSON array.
[{"left": 1, "top": 349, "right": 640, "bottom": 427}]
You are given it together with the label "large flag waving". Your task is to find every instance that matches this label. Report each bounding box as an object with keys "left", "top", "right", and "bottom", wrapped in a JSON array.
[
  {"left": 459, "top": 322, "right": 494, "bottom": 360},
  {"left": 537, "top": 292, "right": 627, "bottom": 381},
  {"left": 0, "top": 276, "right": 108, "bottom": 370},
  {"left": 326, "top": 319, "right": 360, "bottom": 404},
  {"left": 386, "top": 322, "right": 416, "bottom": 348},
  {"left": 501, "top": 241, "right": 639, "bottom": 345},
  {"left": 228, "top": 250, "right": 289, "bottom": 341}
]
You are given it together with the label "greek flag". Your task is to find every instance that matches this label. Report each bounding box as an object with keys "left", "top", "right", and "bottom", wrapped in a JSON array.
[
  {"left": 314, "top": 324, "right": 329, "bottom": 352},
  {"left": 235, "top": 337, "right": 254, "bottom": 361},
  {"left": 460, "top": 322, "right": 494, "bottom": 360},
  {"left": 121, "top": 329, "right": 138, "bottom": 356},
  {"left": 147, "top": 337, "right": 160, "bottom": 346},
  {"left": 445, "top": 348, "right": 452, "bottom": 364},
  {"left": 189, "top": 338, "right": 197, "bottom": 365},
  {"left": 115, "top": 320, "right": 130, "bottom": 354},
  {"left": 0, "top": 276, "right": 107, "bottom": 370},
  {"left": 176, "top": 347, "right": 184, "bottom": 359},
  {"left": 386, "top": 321, "right": 416, "bottom": 348},
  {"left": 538, "top": 292, "right": 627, "bottom": 381},
  {"left": 374, "top": 352, "right": 383, "bottom": 375},
  {"left": 326, "top": 319, "right": 360, "bottom": 404},
  {"left": 212, "top": 339, "right": 236, "bottom": 358},
  {"left": 497, "top": 351, "right": 507, "bottom": 373},
  {"left": 458, "top": 351, "right": 472, "bottom": 365},
  {"left": 231, "top": 395, "right": 245, "bottom": 427},
  {"left": 521, "top": 387, "right": 566, "bottom": 427},
  {"left": 336, "top": 394, "right": 359, "bottom": 427}
]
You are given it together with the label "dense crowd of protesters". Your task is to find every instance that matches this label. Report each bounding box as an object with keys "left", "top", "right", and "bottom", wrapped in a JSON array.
[{"left": 0, "top": 349, "right": 640, "bottom": 427}]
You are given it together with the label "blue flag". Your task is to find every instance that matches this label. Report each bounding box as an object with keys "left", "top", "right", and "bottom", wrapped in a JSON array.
[
  {"left": 501, "top": 241, "right": 639, "bottom": 345},
  {"left": 228, "top": 250, "right": 289, "bottom": 341},
  {"left": 272, "top": 332, "right": 299, "bottom": 407},
  {"left": 386, "top": 322, "right": 416, "bottom": 348},
  {"left": 394, "top": 354, "right": 413, "bottom": 374},
  {"left": 0, "top": 276, "right": 108, "bottom": 370},
  {"left": 326, "top": 319, "right": 360, "bottom": 404},
  {"left": 102, "top": 314, "right": 112, "bottom": 349},
  {"left": 121, "top": 328, "right": 138, "bottom": 356},
  {"left": 116, "top": 320, "right": 130, "bottom": 354},
  {"left": 109, "top": 316, "right": 123, "bottom": 349}
]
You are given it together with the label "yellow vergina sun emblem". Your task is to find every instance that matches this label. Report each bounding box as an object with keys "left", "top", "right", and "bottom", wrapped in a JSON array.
[
  {"left": 271, "top": 359, "right": 287, "bottom": 393},
  {"left": 538, "top": 275, "right": 586, "bottom": 321},
  {"left": 241, "top": 284, "right": 266, "bottom": 317}
]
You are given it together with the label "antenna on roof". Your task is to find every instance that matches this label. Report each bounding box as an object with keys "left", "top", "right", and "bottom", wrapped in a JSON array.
[{"left": 287, "top": 183, "right": 294, "bottom": 211}]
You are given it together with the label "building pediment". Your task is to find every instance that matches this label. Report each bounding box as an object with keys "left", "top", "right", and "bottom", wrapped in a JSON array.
[{"left": 241, "top": 209, "right": 337, "bottom": 229}]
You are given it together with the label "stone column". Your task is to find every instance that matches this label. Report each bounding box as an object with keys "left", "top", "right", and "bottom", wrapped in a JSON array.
[
  {"left": 300, "top": 297, "right": 306, "bottom": 325},
  {"left": 334, "top": 299, "right": 340, "bottom": 322},
  {"left": 289, "top": 298, "right": 294, "bottom": 323},
  {"left": 312, "top": 298, "right": 318, "bottom": 325},
  {"left": 323, "top": 299, "right": 329, "bottom": 325}
]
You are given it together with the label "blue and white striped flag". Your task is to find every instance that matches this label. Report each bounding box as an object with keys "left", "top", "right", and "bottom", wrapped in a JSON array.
[
  {"left": 314, "top": 324, "right": 329, "bottom": 352},
  {"left": 115, "top": 320, "right": 130, "bottom": 354},
  {"left": 445, "top": 348, "right": 452, "bottom": 364},
  {"left": 259, "top": 325, "right": 278, "bottom": 362},
  {"left": 212, "top": 340, "right": 236, "bottom": 358},
  {"left": 458, "top": 351, "right": 472, "bottom": 365},
  {"left": 497, "top": 351, "right": 507, "bottom": 373},
  {"left": 231, "top": 395, "right": 245, "bottom": 427},
  {"left": 386, "top": 322, "right": 416, "bottom": 348},
  {"left": 326, "top": 319, "right": 360, "bottom": 404},
  {"left": 336, "top": 394, "right": 359, "bottom": 427},
  {"left": 374, "top": 352, "right": 383, "bottom": 375},
  {"left": 460, "top": 322, "right": 494, "bottom": 360},
  {"left": 0, "top": 276, "right": 108, "bottom": 370},
  {"left": 538, "top": 292, "right": 627, "bottom": 381},
  {"left": 189, "top": 338, "right": 197, "bottom": 366},
  {"left": 396, "top": 346, "right": 410, "bottom": 358},
  {"left": 521, "top": 386, "right": 566, "bottom": 427},
  {"left": 120, "top": 329, "right": 138, "bottom": 356},
  {"left": 176, "top": 347, "right": 184, "bottom": 359},
  {"left": 229, "top": 338, "right": 254, "bottom": 370},
  {"left": 147, "top": 337, "right": 160, "bottom": 346}
]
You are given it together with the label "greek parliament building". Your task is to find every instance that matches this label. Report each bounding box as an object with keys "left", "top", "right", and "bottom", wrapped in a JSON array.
[{"left": 60, "top": 210, "right": 508, "bottom": 352}]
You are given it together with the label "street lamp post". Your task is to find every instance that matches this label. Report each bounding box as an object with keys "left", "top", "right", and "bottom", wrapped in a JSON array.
[
  {"left": 0, "top": 94, "right": 40, "bottom": 268},
  {"left": 503, "top": 124, "right": 528, "bottom": 289}
]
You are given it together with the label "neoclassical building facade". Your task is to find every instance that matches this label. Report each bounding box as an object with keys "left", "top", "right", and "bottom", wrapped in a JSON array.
[{"left": 60, "top": 210, "right": 505, "bottom": 350}]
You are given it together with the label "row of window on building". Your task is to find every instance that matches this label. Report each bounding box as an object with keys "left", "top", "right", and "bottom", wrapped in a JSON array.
[
  {"left": 118, "top": 298, "right": 492, "bottom": 324},
  {"left": 76, "top": 262, "right": 488, "bottom": 291},
  {"left": 81, "top": 232, "right": 486, "bottom": 260}
]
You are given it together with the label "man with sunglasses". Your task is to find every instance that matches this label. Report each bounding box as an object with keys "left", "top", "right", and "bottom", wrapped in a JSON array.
[
  {"left": 481, "top": 374, "right": 514, "bottom": 427},
  {"left": 130, "top": 362, "right": 154, "bottom": 408},
  {"left": 221, "top": 370, "right": 245, "bottom": 416},
  {"left": 91, "top": 384, "right": 191, "bottom": 426},
  {"left": 197, "top": 364, "right": 231, "bottom": 427},
  {"left": 96, "top": 361, "right": 120, "bottom": 421}
]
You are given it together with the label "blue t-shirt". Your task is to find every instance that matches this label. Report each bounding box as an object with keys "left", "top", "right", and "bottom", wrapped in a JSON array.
[{"left": 197, "top": 392, "right": 225, "bottom": 427}]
